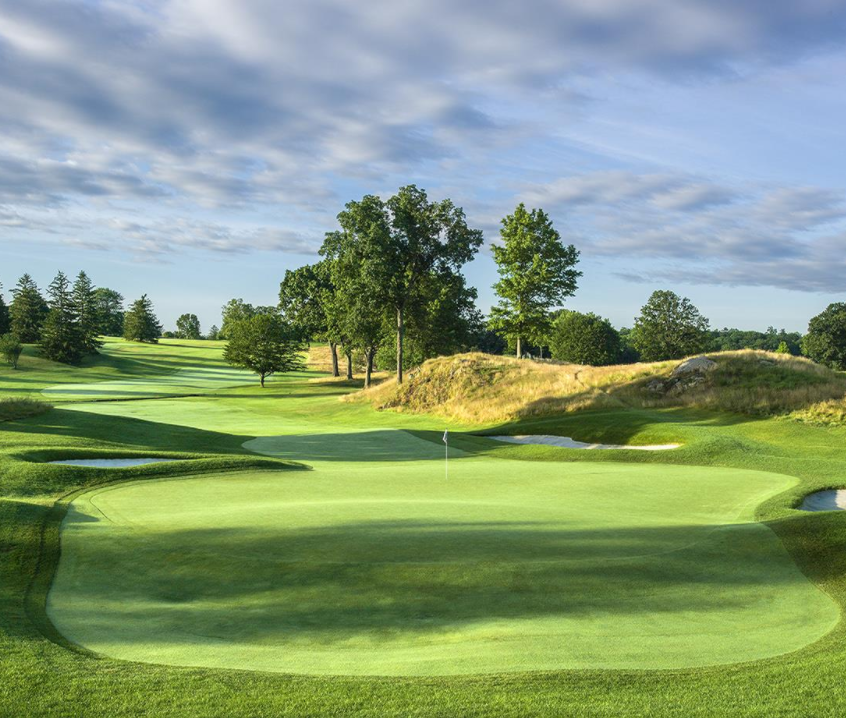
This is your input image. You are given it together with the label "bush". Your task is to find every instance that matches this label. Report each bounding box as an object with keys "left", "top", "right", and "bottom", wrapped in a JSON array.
[
  {"left": 549, "top": 311, "right": 621, "bottom": 366},
  {"left": 0, "top": 333, "right": 23, "bottom": 369},
  {"left": 0, "top": 398, "right": 52, "bottom": 422}
]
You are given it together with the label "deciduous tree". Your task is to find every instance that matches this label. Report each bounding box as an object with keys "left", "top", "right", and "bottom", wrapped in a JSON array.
[
  {"left": 176, "top": 313, "right": 202, "bottom": 340},
  {"left": 631, "top": 290, "right": 710, "bottom": 361},
  {"left": 802, "top": 303, "right": 846, "bottom": 370},
  {"left": 0, "top": 333, "right": 23, "bottom": 369},
  {"left": 325, "top": 186, "right": 483, "bottom": 384},
  {"left": 489, "top": 204, "right": 581, "bottom": 358},
  {"left": 223, "top": 314, "right": 305, "bottom": 386},
  {"left": 93, "top": 288, "right": 125, "bottom": 336},
  {"left": 549, "top": 311, "right": 621, "bottom": 366}
]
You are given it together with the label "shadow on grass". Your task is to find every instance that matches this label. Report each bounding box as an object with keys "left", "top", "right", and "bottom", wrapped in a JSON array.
[{"left": 49, "top": 517, "right": 836, "bottom": 642}]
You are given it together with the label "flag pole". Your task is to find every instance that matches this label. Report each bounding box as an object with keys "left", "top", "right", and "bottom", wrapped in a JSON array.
[{"left": 443, "top": 428, "right": 448, "bottom": 480}]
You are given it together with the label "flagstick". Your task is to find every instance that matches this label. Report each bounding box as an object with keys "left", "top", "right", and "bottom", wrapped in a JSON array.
[{"left": 445, "top": 435, "right": 448, "bottom": 481}]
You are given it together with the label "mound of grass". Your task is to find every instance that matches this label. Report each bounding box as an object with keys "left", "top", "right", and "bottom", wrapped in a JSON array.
[
  {"left": 353, "top": 350, "right": 846, "bottom": 423},
  {"left": 0, "top": 398, "right": 52, "bottom": 423}
]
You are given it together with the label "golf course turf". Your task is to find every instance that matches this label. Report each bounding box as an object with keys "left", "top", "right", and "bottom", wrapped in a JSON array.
[{"left": 4, "top": 339, "right": 846, "bottom": 715}]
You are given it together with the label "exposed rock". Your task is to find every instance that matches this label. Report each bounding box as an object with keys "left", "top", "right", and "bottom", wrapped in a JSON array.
[{"left": 672, "top": 356, "right": 717, "bottom": 377}]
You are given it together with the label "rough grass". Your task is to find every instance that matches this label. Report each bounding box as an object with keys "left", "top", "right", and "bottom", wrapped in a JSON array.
[
  {"left": 0, "top": 398, "right": 53, "bottom": 423},
  {"left": 351, "top": 350, "right": 846, "bottom": 424}
]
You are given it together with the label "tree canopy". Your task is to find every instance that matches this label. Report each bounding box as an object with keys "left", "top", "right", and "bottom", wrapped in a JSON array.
[
  {"left": 72, "top": 271, "right": 102, "bottom": 355},
  {"left": 10, "top": 274, "right": 48, "bottom": 343},
  {"left": 549, "top": 310, "right": 621, "bottom": 366},
  {"left": 93, "top": 288, "right": 125, "bottom": 336},
  {"left": 489, "top": 204, "right": 581, "bottom": 358},
  {"left": 0, "top": 284, "right": 9, "bottom": 336},
  {"left": 223, "top": 313, "right": 305, "bottom": 386},
  {"left": 631, "top": 290, "right": 710, "bottom": 361},
  {"left": 0, "top": 333, "right": 23, "bottom": 369},
  {"left": 123, "top": 295, "right": 162, "bottom": 343},
  {"left": 40, "top": 272, "right": 83, "bottom": 364},
  {"left": 324, "top": 185, "right": 483, "bottom": 383},
  {"left": 802, "top": 303, "right": 846, "bottom": 370},
  {"left": 176, "top": 313, "right": 202, "bottom": 340}
]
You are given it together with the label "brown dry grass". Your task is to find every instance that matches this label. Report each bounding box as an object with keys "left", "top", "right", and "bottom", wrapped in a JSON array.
[{"left": 346, "top": 350, "right": 846, "bottom": 424}]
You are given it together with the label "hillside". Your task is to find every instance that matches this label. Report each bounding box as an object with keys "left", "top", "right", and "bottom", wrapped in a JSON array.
[{"left": 348, "top": 350, "right": 846, "bottom": 424}]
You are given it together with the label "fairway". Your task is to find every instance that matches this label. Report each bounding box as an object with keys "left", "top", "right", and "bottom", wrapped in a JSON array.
[{"left": 47, "top": 428, "right": 837, "bottom": 676}]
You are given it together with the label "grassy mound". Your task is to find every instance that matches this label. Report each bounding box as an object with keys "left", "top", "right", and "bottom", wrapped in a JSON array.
[{"left": 351, "top": 350, "right": 846, "bottom": 423}]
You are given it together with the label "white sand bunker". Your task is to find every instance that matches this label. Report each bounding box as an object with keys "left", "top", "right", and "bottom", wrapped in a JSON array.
[
  {"left": 49, "top": 458, "right": 178, "bottom": 468},
  {"left": 799, "top": 490, "right": 846, "bottom": 512},
  {"left": 488, "top": 435, "right": 681, "bottom": 451}
]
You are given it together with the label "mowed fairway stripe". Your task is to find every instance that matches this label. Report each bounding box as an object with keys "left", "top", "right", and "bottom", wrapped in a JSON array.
[{"left": 47, "top": 447, "right": 838, "bottom": 676}]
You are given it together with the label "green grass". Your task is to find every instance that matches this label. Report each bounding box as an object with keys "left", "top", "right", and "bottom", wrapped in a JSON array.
[
  {"left": 4, "top": 343, "right": 846, "bottom": 714},
  {"left": 0, "top": 337, "right": 254, "bottom": 401},
  {"left": 49, "top": 456, "right": 834, "bottom": 676}
]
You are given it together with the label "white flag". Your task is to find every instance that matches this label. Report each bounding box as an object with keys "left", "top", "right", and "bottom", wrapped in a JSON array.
[{"left": 443, "top": 429, "right": 448, "bottom": 443}]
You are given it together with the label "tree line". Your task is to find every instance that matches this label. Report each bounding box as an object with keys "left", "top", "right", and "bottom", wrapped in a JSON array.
[
  {"left": 0, "top": 272, "right": 167, "bottom": 366},
  {"left": 4, "top": 186, "right": 846, "bottom": 378}
]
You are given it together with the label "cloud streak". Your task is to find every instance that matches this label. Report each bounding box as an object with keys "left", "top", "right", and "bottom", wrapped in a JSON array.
[{"left": 0, "top": 0, "right": 846, "bottom": 294}]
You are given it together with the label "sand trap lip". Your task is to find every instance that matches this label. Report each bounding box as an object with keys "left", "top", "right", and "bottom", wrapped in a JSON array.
[
  {"left": 48, "top": 458, "right": 179, "bottom": 468},
  {"left": 799, "top": 490, "right": 846, "bottom": 511},
  {"left": 488, "top": 435, "right": 681, "bottom": 451}
]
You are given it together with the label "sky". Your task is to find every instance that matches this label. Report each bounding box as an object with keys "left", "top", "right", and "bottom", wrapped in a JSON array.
[{"left": 1, "top": 0, "right": 846, "bottom": 332}]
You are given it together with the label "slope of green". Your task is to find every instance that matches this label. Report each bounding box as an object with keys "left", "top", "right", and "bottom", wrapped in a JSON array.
[
  {"left": 3, "top": 341, "right": 846, "bottom": 715},
  {"left": 48, "top": 446, "right": 834, "bottom": 675},
  {"left": 0, "top": 337, "right": 252, "bottom": 401}
]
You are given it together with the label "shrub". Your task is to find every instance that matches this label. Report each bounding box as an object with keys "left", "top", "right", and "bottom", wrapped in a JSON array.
[{"left": 0, "top": 333, "right": 23, "bottom": 369}]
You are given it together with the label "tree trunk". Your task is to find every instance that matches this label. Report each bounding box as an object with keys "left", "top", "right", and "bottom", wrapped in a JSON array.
[
  {"left": 365, "top": 348, "right": 375, "bottom": 389},
  {"left": 260, "top": 372, "right": 265, "bottom": 387},
  {"left": 329, "top": 341, "right": 339, "bottom": 377},
  {"left": 516, "top": 336, "right": 522, "bottom": 359},
  {"left": 345, "top": 350, "right": 353, "bottom": 380},
  {"left": 396, "top": 307, "right": 404, "bottom": 384}
]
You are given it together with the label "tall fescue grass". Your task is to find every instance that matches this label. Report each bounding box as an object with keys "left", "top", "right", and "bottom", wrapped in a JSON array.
[
  {"left": 349, "top": 350, "right": 846, "bottom": 424},
  {"left": 0, "top": 398, "right": 53, "bottom": 422}
]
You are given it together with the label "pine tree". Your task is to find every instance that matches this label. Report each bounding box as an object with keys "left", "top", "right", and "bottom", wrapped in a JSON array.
[
  {"left": 40, "top": 272, "right": 84, "bottom": 364},
  {"left": 72, "top": 271, "right": 103, "bottom": 354},
  {"left": 10, "top": 274, "right": 48, "bottom": 342},
  {"left": 0, "top": 283, "right": 10, "bottom": 336},
  {"left": 123, "top": 295, "right": 162, "bottom": 343}
]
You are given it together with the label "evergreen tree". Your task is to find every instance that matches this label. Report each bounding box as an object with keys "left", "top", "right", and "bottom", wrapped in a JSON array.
[
  {"left": 72, "top": 271, "right": 103, "bottom": 355},
  {"left": 123, "top": 295, "right": 163, "bottom": 343},
  {"left": 10, "top": 274, "right": 48, "bottom": 342},
  {"left": 93, "top": 288, "right": 125, "bottom": 336},
  {"left": 0, "top": 283, "right": 10, "bottom": 336},
  {"left": 40, "top": 272, "right": 83, "bottom": 364},
  {"left": 207, "top": 324, "right": 221, "bottom": 340}
]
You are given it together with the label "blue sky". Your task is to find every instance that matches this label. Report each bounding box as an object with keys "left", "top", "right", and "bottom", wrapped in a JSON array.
[{"left": 1, "top": 0, "right": 846, "bottom": 332}]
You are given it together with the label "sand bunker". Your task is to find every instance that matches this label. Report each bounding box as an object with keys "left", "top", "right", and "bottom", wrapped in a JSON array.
[
  {"left": 799, "top": 490, "right": 846, "bottom": 512},
  {"left": 49, "top": 458, "right": 178, "bottom": 468},
  {"left": 488, "top": 435, "right": 681, "bottom": 451}
]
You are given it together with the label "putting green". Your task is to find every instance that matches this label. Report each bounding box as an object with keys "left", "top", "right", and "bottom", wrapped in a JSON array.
[{"left": 48, "top": 429, "right": 837, "bottom": 676}]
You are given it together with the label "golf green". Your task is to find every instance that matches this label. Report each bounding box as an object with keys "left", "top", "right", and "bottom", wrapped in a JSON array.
[{"left": 47, "top": 429, "right": 837, "bottom": 676}]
